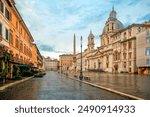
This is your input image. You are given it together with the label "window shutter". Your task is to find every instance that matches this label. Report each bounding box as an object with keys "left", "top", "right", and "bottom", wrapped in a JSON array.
[
  {"left": 6, "top": 29, "right": 9, "bottom": 41},
  {"left": 0, "top": 23, "right": 2, "bottom": 36}
]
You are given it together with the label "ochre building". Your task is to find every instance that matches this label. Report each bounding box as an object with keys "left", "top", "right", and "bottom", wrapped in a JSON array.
[{"left": 0, "top": 0, "right": 43, "bottom": 79}]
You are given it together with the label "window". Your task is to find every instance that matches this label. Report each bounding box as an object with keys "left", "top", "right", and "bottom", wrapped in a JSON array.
[
  {"left": 146, "top": 59, "right": 150, "bottom": 65},
  {"left": 15, "top": 36, "right": 19, "bottom": 48},
  {"left": 24, "top": 32, "right": 26, "bottom": 39},
  {"left": 16, "top": 21, "right": 18, "bottom": 29},
  {"left": 9, "top": 30, "right": 13, "bottom": 45},
  {"left": 20, "top": 40, "right": 23, "bottom": 52},
  {"left": 129, "top": 52, "right": 132, "bottom": 59},
  {"left": 129, "top": 61, "right": 132, "bottom": 66},
  {"left": 94, "top": 63, "right": 96, "bottom": 69},
  {"left": 129, "top": 68, "right": 131, "bottom": 72},
  {"left": 0, "top": 23, "right": 2, "bottom": 36},
  {"left": 29, "top": 49, "right": 32, "bottom": 58},
  {"left": 146, "top": 37, "right": 150, "bottom": 43},
  {"left": 112, "top": 23, "right": 114, "bottom": 30},
  {"left": 20, "top": 28, "right": 22, "bottom": 34},
  {"left": 129, "top": 29, "right": 132, "bottom": 36},
  {"left": 123, "top": 43, "right": 126, "bottom": 50},
  {"left": 15, "top": 54, "right": 19, "bottom": 61},
  {"left": 107, "top": 38, "right": 109, "bottom": 44},
  {"left": 106, "top": 56, "right": 109, "bottom": 68},
  {"left": 5, "top": 28, "right": 9, "bottom": 41},
  {"left": 0, "top": 0, "right": 4, "bottom": 13},
  {"left": 138, "top": 27, "right": 141, "bottom": 32},
  {"left": 124, "top": 62, "right": 126, "bottom": 68},
  {"left": 117, "top": 52, "right": 120, "bottom": 60},
  {"left": 26, "top": 47, "right": 28, "bottom": 55},
  {"left": 107, "top": 25, "right": 109, "bottom": 31},
  {"left": 98, "top": 60, "right": 101, "bottom": 69},
  {"left": 123, "top": 32, "right": 127, "bottom": 39},
  {"left": 146, "top": 30, "right": 150, "bottom": 35},
  {"left": 146, "top": 48, "right": 150, "bottom": 56},
  {"left": 123, "top": 53, "right": 126, "bottom": 59},
  {"left": 24, "top": 44, "right": 26, "bottom": 54},
  {"left": 128, "top": 41, "right": 132, "bottom": 49},
  {"left": 5, "top": 8, "right": 10, "bottom": 21}
]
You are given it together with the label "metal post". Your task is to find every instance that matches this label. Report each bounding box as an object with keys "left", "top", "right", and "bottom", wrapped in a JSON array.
[{"left": 79, "top": 36, "right": 83, "bottom": 80}]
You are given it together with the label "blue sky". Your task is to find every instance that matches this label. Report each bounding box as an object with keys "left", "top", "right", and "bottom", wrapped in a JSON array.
[{"left": 15, "top": 0, "right": 150, "bottom": 59}]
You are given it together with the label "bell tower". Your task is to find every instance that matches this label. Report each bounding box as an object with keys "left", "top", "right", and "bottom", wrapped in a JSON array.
[{"left": 88, "top": 30, "right": 95, "bottom": 51}]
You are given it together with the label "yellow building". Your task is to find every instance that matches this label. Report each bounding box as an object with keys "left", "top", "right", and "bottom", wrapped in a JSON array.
[
  {"left": 9, "top": 0, "right": 34, "bottom": 65},
  {"left": 0, "top": 0, "right": 43, "bottom": 79}
]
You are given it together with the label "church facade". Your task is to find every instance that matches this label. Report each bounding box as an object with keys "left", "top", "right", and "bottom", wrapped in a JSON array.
[{"left": 73, "top": 7, "right": 150, "bottom": 74}]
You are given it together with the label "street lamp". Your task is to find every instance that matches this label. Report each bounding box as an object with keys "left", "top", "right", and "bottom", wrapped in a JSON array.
[{"left": 79, "top": 36, "right": 83, "bottom": 80}]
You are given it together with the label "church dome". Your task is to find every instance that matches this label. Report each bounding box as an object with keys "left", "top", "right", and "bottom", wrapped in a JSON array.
[
  {"left": 114, "top": 20, "right": 124, "bottom": 29},
  {"left": 102, "top": 7, "right": 124, "bottom": 35}
]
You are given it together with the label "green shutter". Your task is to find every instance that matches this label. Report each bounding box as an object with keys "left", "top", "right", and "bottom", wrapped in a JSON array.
[
  {"left": 0, "top": 23, "right": 2, "bottom": 36},
  {"left": 6, "top": 28, "right": 9, "bottom": 41}
]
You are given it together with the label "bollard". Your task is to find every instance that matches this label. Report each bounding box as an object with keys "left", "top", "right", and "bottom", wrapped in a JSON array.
[{"left": 84, "top": 76, "right": 90, "bottom": 81}]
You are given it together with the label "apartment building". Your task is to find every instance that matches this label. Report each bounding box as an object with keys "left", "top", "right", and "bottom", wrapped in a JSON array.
[
  {"left": 59, "top": 54, "right": 73, "bottom": 72},
  {"left": 136, "top": 29, "right": 150, "bottom": 75},
  {"left": 0, "top": 0, "right": 43, "bottom": 79}
]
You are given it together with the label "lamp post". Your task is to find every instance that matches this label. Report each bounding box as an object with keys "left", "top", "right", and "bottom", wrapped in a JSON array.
[{"left": 79, "top": 36, "right": 83, "bottom": 80}]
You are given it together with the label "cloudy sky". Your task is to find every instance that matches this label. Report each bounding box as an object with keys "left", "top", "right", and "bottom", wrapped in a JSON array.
[{"left": 15, "top": 0, "right": 150, "bottom": 59}]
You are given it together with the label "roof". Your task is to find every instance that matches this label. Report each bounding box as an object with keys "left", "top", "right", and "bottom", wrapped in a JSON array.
[
  {"left": 111, "top": 23, "right": 150, "bottom": 37},
  {"left": 102, "top": 7, "right": 124, "bottom": 35}
]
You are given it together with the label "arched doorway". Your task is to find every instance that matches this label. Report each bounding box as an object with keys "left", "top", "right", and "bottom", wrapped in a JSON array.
[{"left": 114, "top": 63, "right": 118, "bottom": 73}]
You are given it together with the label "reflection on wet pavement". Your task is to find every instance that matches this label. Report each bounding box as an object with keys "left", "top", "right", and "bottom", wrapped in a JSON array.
[
  {"left": 83, "top": 72, "right": 150, "bottom": 99},
  {"left": 0, "top": 71, "right": 128, "bottom": 100}
]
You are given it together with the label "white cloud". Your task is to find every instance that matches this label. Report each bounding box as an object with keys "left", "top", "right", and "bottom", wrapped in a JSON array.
[{"left": 15, "top": 0, "right": 150, "bottom": 59}]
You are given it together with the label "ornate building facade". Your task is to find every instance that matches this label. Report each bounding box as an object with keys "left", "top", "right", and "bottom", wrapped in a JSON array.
[
  {"left": 73, "top": 7, "right": 150, "bottom": 74},
  {"left": 76, "top": 30, "right": 96, "bottom": 72}
]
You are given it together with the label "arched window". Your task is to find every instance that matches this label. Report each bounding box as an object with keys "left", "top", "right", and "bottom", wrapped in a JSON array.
[
  {"left": 98, "top": 59, "right": 101, "bottom": 69},
  {"left": 112, "top": 23, "right": 114, "bottom": 30},
  {"left": 107, "top": 24, "right": 109, "bottom": 32}
]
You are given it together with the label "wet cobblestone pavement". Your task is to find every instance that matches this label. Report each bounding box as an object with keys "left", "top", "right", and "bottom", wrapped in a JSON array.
[
  {"left": 0, "top": 71, "right": 128, "bottom": 100},
  {"left": 82, "top": 72, "right": 150, "bottom": 99}
]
